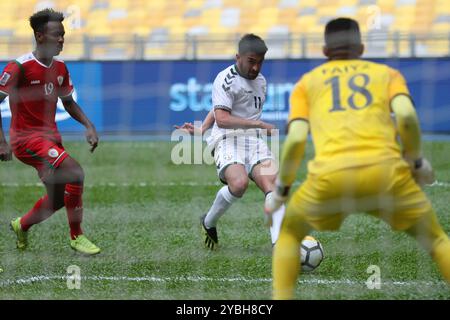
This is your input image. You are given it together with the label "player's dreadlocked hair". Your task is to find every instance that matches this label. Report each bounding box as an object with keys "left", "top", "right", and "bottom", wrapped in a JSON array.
[
  {"left": 238, "top": 34, "right": 268, "bottom": 55},
  {"left": 324, "top": 18, "right": 361, "bottom": 50},
  {"left": 29, "top": 8, "right": 64, "bottom": 33}
]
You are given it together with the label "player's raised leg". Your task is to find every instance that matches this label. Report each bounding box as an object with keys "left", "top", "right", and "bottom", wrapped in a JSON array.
[{"left": 251, "top": 160, "right": 285, "bottom": 244}]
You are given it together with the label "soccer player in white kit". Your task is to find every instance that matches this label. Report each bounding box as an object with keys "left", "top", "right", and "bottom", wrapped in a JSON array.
[{"left": 177, "top": 34, "right": 285, "bottom": 250}]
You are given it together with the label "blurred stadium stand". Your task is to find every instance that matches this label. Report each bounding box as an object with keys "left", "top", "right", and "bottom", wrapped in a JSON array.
[{"left": 0, "top": 0, "right": 449, "bottom": 60}]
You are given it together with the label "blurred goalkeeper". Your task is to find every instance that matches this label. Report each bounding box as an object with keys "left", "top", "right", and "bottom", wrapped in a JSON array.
[
  {"left": 0, "top": 9, "right": 100, "bottom": 255},
  {"left": 265, "top": 17, "right": 450, "bottom": 299}
]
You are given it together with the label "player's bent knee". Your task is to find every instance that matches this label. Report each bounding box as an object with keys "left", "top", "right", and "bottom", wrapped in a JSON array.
[
  {"left": 283, "top": 212, "right": 313, "bottom": 241},
  {"left": 405, "top": 210, "right": 448, "bottom": 254},
  {"left": 59, "top": 157, "right": 85, "bottom": 183},
  {"left": 228, "top": 177, "right": 249, "bottom": 197},
  {"left": 72, "top": 166, "right": 85, "bottom": 183}
]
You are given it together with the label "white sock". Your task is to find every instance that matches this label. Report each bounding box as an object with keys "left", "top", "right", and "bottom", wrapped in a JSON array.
[
  {"left": 265, "top": 192, "right": 286, "bottom": 244},
  {"left": 204, "top": 186, "right": 239, "bottom": 228}
]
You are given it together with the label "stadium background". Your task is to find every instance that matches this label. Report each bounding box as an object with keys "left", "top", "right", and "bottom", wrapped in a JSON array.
[{"left": 0, "top": 0, "right": 449, "bottom": 300}]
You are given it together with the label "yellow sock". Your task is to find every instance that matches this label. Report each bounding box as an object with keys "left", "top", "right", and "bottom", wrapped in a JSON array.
[
  {"left": 431, "top": 236, "right": 450, "bottom": 284},
  {"left": 273, "top": 231, "right": 302, "bottom": 299},
  {"left": 406, "top": 209, "right": 450, "bottom": 284}
]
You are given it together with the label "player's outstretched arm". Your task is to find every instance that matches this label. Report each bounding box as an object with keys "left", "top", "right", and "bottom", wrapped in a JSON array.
[
  {"left": 391, "top": 94, "right": 434, "bottom": 185},
  {"left": 0, "top": 92, "right": 12, "bottom": 161},
  {"left": 265, "top": 120, "right": 308, "bottom": 215},
  {"left": 174, "top": 109, "right": 215, "bottom": 135},
  {"left": 61, "top": 95, "right": 98, "bottom": 153}
]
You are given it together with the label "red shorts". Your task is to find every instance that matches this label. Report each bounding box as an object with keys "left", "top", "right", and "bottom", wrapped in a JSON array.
[{"left": 13, "top": 136, "right": 69, "bottom": 176}]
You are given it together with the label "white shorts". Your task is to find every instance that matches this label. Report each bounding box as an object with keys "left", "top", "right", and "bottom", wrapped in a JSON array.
[{"left": 213, "top": 135, "right": 276, "bottom": 183}]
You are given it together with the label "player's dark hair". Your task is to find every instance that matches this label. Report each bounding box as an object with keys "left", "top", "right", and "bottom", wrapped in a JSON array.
[
  {"left": 324, "top": 18, "right": 361, "bottom": 50},
  {"left": 29, "top": 8, "right": 64, "bottom": 33},
  {"left": 238, "top": 33, "right": 268, "bottom": 55}
]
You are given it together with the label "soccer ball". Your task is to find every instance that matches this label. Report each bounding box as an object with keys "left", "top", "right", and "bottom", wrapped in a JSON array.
[{"left": 301, "top": 236, "right": 324, "bottom": 272}]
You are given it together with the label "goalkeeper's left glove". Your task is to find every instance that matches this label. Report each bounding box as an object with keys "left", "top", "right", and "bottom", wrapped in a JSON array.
[
  {"left": 264, "top": 180, "right": 290, "bottom": 227},
  {"left": 411, "top": 157, "right": 435, "bottom": 186}
]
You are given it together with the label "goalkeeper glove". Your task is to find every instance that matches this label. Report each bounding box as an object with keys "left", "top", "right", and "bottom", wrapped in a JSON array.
[
  {"left": 264, "top": 180, "right": 290, "bottom": 227},
  {"left": 411, "top": 157, "right": 435, "bottom": 186}
]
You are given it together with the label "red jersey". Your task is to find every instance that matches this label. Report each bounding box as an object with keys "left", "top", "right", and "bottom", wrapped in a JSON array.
[{"left": 0, "top": 52, "right": 74, "bottom": 146}]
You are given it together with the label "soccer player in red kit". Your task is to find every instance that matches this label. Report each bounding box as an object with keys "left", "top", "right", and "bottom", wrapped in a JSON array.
[{"left": 0, "top": 9, "right": 100, "bottom": 255}]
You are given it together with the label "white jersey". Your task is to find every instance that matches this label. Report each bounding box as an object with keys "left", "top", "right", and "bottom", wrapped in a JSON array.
[{"left": 206, "top": 64, "right": 267, "bottom": 147}]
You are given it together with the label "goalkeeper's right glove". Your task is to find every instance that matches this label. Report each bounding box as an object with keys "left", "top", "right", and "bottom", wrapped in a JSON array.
[
  {"left": 411, "top": 157, "right": 435, "bottom": 186},
  {"left": 264, "top": 180, "right": 290, "bottom": 227}
]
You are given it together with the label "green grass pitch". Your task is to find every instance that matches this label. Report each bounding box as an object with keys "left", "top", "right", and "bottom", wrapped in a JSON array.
[{"left": 0, "top": 139, "right": 449, "bottom": 299}]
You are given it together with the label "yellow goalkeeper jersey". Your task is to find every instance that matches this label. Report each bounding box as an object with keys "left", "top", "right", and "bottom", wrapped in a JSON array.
[{"left": 289, "top": 59, "right": 411, "bottom": 176}]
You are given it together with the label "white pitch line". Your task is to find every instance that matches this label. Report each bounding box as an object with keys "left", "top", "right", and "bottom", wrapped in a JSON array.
[
  {"left": 0, "top": 274, "right": 446, "bottom": 288},
  {"left": 430, "top": 181, "right": 450, "bottom": 187},
  {"left": 1, "top": 181, "right": 449, "bottom": 188}
]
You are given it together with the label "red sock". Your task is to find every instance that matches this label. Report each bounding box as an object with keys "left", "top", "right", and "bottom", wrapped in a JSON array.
[
  {"left": 20, "top": 195, "right": 55, "bottom": 231},
  {"left": 65, "top": 183, "right": 84, "bottom": 240}
]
